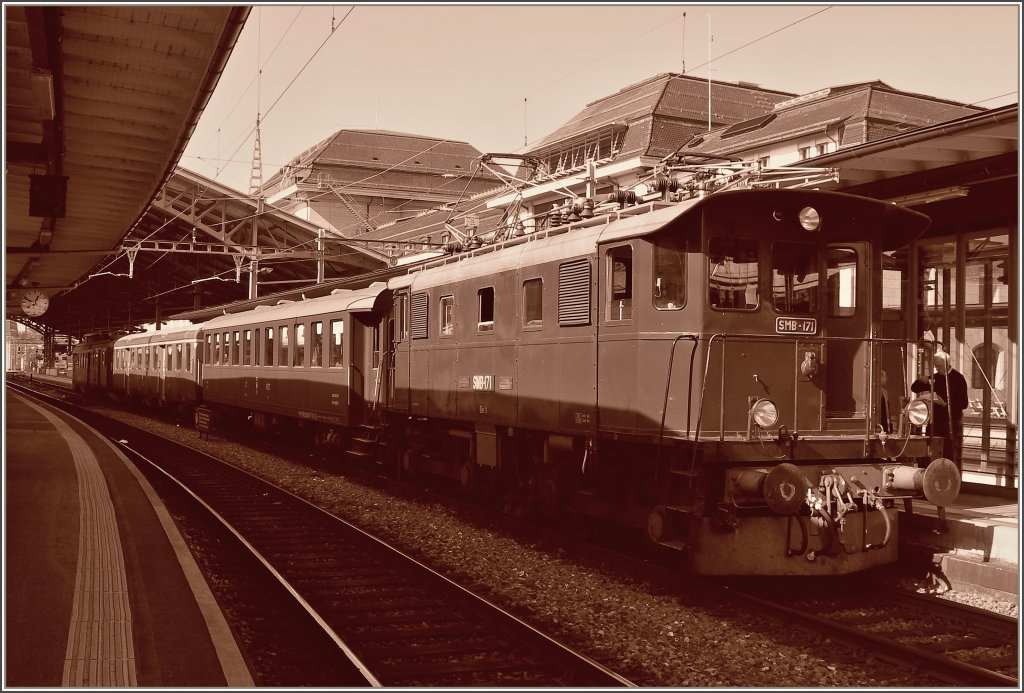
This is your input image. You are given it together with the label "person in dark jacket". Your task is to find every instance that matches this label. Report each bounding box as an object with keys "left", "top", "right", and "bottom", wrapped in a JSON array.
[{"left": 911, "top": 349, "right": 969, "bottom": 469}]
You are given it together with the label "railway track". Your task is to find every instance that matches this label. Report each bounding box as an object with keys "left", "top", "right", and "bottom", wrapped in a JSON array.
[
  {"left": 12, "top": 380, "right": 1017, "bottom": 686},
  {"left": 723, "top": 577, "right": 1018, "bottom": 687},
  {"left": 11, "top": 384, "right": 633, "bottom": 687}
]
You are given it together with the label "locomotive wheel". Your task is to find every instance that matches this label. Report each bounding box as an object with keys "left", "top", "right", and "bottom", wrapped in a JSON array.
[
  {"left": 398, "top": 448, "right": 418, "bottom": 482},
  {"left": 459, "top": 461, "right": 477, "bottom": 490}
]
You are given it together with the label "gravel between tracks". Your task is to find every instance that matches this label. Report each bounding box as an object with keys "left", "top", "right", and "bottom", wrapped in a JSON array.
[{"left": 109, "top": 409, "right": 1016, "bottom": 687}]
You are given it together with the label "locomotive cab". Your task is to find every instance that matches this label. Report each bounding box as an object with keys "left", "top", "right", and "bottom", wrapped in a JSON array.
[{"left": 594, "top": 189, "right": 960, "bottom": 574}]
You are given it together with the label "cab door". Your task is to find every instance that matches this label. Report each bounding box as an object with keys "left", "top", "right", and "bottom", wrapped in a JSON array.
[
  {"left": 388, "top": 291, "right": 410, "bottom": 411},
  {"left": 823, "top": 243, "right": 872, "bottom": 426}
]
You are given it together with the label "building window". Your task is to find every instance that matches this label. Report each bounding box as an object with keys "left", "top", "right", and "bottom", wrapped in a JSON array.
[
  {"left": 440, "top": 295, "right": 454, "bottom": 336},
  {"left": 523, "top": 278, "right": 543, "bottom": 326},
  {"left": 478, "top": 287, "right": 495, "bottom": 332},
  {"left": 798, "top": 146, "right": 811, "bottom": 160},
  {"left": 757, "top": 155, "right": 770, "bottom": 168}
]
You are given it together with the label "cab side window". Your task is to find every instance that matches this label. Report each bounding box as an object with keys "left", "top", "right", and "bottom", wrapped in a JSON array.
[
  {"left": 653, "top": 243, "right": 686, "bottom": 310},
  {"left": 523, "top": 279, "right": 543, "bottom": 326},
  {"left": 478, "top": 287, "right": 495, "bottom": 332},
  {"left": 606, "top": 245, "right": 633, "bottom": 321},
  {"left": 440, "top": 295, "right": 455, "bottom": 336}
]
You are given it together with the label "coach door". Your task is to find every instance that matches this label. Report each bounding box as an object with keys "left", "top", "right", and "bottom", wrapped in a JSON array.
[
  {"left": 158, "top": 344, "right": 168, "bottom": 401},
  {"left": 823, "top": 243, "right": 872, "bottom": 426}
]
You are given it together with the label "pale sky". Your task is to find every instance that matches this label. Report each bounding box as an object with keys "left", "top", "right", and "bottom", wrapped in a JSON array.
[{"left": 181, "top": 3, "right": 1021, "bottom": 193}]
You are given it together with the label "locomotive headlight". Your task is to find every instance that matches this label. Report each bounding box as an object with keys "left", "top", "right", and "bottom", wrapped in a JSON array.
[
  {"left": 905, "top": 398, "right": 931, "bottom": 426},
  {"left": 750, "top": 398, "right": 779, "bottom": 428},
  {"left": 798, "top": 206, "right": 821, "bottom": 231}
]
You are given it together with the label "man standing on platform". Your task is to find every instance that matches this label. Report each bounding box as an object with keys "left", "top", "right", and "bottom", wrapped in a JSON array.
[{"left": 912, "top": 347, "right": 969, "bottom": 470}]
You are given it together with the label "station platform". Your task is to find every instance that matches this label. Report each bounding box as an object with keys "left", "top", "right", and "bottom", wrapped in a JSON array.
[
  {"left": 5, "top": 388, "right": 253, "bottom": 687},
  {"left": 898, "top": 489, "right": 1019, "bottom": 600}
]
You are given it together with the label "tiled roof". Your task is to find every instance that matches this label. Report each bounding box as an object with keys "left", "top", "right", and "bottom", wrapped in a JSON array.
[
  {"left": 678, "top": 83, "right": 982, "bottom": 156},
  {"left": 265, "top": 130, "right": 499, "bottom": 191},
  {"left": 527, "top": 73, "right": 795, "bottom": 156}
]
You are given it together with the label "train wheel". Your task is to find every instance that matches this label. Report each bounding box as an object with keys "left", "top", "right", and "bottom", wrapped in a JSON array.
[
  {"left": 459, "top": 461, "right": 477, "bottom": 491},
  {"left": 398, "top": 448, "right": 418, "bottom": 482}
]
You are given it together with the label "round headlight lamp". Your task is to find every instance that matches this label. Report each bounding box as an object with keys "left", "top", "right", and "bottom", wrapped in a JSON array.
[
  {"left": 798, "top": 206, "right": 821, "bottom": 231},
  {"left": 906, "top": 399, "right": 931, "bottom": 426},
  {"left": 750, "top": 398, "right": 779, "bottom": 428}
]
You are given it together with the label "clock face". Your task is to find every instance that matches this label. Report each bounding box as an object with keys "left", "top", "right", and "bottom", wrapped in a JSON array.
[{"left": 21, "top": 289, "right": 49, "bottom": 317}]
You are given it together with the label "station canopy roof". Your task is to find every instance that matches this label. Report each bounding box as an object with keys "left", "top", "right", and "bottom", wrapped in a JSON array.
[
  {"left": 6, "top": 5, "right": 251, "bottom": 335},
  {"left": 6, "top": 6, "right": 389, "bottom": 338}
]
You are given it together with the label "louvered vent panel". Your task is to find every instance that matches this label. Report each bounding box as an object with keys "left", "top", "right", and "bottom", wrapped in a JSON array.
[
  {"left": 411, "top": 292, "right": 429, "bottom": 339},
  {"left": 558, "top": 259, "right": 591, "bottom": 326}
]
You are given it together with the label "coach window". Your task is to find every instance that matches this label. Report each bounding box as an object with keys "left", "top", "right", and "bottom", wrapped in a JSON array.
[
  {"left": 826, "top": 247, "right": 858, "bottom": 317},
  {"left": 772, "top": 242, "right": 819, "bottom": 314},
  {"left": 242, "top": 330, "right": 250, "bottom": 365},
  {"left": 708, "top": 237, "right": 759, "bottom": 310},
  {"left": 185, "top": 343, "right": 191, "bottom": 370},
  {"left": 166, "top": 348, "right": 173, "bottom": 371},
  {"left": 606, "top": 245, "right": 633, "bottom": 320},
  {"left": 145, "top": 346, "right": 151, "bottom": 370},
  {"left": 206, "top": 335, "right": 212, "bottom": 363},
  {"left": 478, "top": 287, "right": 495, "bottom": 332},
  {"left": 330, "top": 319, "right": 343, "bottom": 367},
  {"left": 264, "top": 327, "right": 275, "bottom": 366},
  {"left": 278, "top": 325, "right": 289, "bottom": 367},
  {"left": 653, "top": 241, "right": 686, "bottom": 310},
  {"left": 440, "top": 295, "right": 455, "bottom": 337},
  {"left": 295, "top": 323, "right": 306, "bottom": 367},
  {"left": 232, "top": 331, "right": 241, "bottom": 365},
  {"left": 222, "top": 332, "right": 230, "bottom": 364},
  {"left": 311, "top": 322, "right": 323, "bottom": 367},
  {"left": 523, "top": 278, "right": 543, "bottom": 327}
]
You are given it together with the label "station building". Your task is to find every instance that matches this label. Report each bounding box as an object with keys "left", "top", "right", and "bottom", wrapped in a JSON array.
[{"left": 262, "top": 130, "right": 504, "bottom": 250}]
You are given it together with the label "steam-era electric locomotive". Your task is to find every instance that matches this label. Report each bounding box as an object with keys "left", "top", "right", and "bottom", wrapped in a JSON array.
[{"left": 78, "top": 167, "right": 961, "bottom": 576}]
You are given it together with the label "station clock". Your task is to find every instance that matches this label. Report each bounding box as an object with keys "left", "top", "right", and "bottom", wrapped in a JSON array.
[{"left": 20, "top": 289, "right": 49, "bottom": 317}]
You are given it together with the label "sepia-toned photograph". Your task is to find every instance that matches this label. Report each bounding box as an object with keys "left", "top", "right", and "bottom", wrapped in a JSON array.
[{"left": 5, "top": 2, "right": 1020, "bottom": 688}]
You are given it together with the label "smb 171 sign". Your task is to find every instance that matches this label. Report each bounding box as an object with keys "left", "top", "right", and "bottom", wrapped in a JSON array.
[{"left": 775, "top": 317, "right": 817, "bottom": 335}]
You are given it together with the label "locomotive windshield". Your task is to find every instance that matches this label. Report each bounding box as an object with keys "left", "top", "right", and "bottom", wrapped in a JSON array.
[
  {"left": 826, "top": 247, "right": 858, "bottom": 317},
  {"left": 771, "top": 242, "right": 819, "bottom": 315},
  {"left": 708, "top": 236, "right": 759, "bottom": 310}
]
